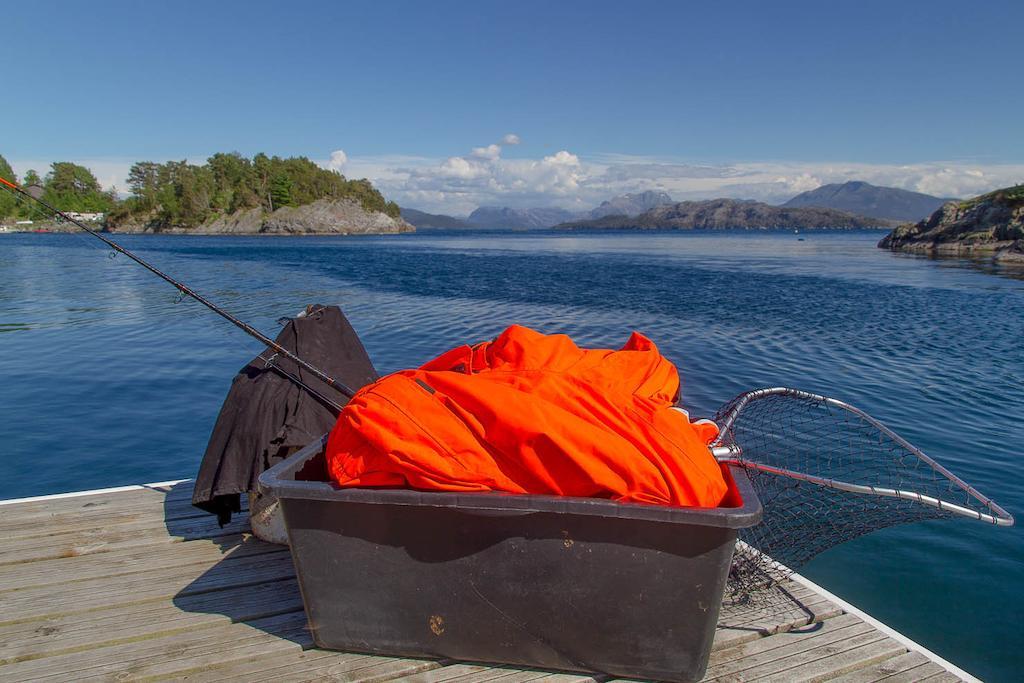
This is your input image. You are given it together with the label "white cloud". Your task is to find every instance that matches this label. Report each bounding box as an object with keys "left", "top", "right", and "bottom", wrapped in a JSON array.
[
  {"left": 502, "top": 133, "right": 521, "bottom": 145},
  {"left": 438, "top": 155, "right": 489, "bottom": 179},
  {"left": 470, "top": 144, "right": 502, "bottom": 161},
  {"left": 327, "top": 149, "right": 347, "bottom": 172}
]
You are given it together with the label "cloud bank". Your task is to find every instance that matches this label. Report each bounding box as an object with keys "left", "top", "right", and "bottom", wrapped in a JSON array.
[
  {"left": 10, "top": 136, "right": 1024, "bottom": 215},
  {"left": 341, "top": 138, "right": 1024, "bottom": 214}
]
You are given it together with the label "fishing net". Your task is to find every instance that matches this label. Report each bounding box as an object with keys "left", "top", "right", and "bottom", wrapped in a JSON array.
[{"left": 711, "top": 388, "right": 1013, "bottom": 602}]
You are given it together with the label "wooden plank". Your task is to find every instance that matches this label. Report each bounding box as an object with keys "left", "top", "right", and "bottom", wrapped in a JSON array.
[
  {"left": 716, "top": 582, "right": 832, "bottom": 626},
  {"left": 0, "top": 611, "right": 310, "bottom": 681},
  {"left": 184, "top": 652, "right": 443, "bottom": 683},
  {"left": 268, "top": 656, "right": 444, "bottom": 683},
  {"left": 0, "top": 551, "right": 296, "bottom": 625},
  {"left": 397, "top": 664, "right": 599, "bottom": 683},
  {"left": 826, "top": 651, "right": 937, "bottom": 682},
  {"left": 160, "top": 649, "right": 373, "bottom": 682},
  {"left": 0, "top": 578, "right": 301, "bottom": 643},
  {"left": 0, "top": 486, "right": 214, "bottom": 533},
  {"left": 712, "top": 593, "right": 844, "bottom": 651},
  {"left": 0, "top": 580, "right": 304, "bottom": 664},
  {"left": 402, "top": 664, "right": 521, "bottom": 683},
  {"left": 712, "top": 602, "right": 844, "bottom": 652},
  {"left": 707, "top": 629, "right": 899, "bottom": 682},
  {"left": 716, "top": 592, "right": 838, "bottom": 633},
  {"left": 880, "top": 663, "right": 950, "bottom": 682},
  {"left": 703, "top": 614, "right": 872, "bottom": 677},
  {"left": 754, "top": 636, "right": 907, "bottom": 682},
  {"left": 0, "top": 510, "right": 250, "bottom": 555},
  {"left": 0, "top": 506, "right": 209, "bottom": 541},
  {"left": 919, "top": 673, "right": 963, "bottom": 683},
  {"left": 0, "top": 514, "right": 253, "bottom": 566},
  {"left": 0, "top": 483, "right": 194, "bottom": 518},
  {"left": 0, "top": 534, "right": 282, "bottom": 593}
]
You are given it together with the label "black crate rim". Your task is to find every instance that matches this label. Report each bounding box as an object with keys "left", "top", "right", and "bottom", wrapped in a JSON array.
[{"left": 259, "top": 435, "right": 762, "bottom": 529}]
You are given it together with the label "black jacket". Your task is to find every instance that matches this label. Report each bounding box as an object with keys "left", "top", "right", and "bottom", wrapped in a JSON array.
[{"left": 191, "top": 305, "right": 378, "bottom": 524}]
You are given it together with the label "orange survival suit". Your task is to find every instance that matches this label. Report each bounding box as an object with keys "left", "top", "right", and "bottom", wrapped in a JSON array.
[{"left": 325, "top": 325, "right": 727, "bottom": 508}]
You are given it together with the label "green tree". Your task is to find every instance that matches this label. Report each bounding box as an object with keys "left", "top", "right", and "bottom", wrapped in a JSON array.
[
  {"left": 207, "top": 152, "right": 255, "bottom": 212},
  {"left": 126, "top": 162, "right": 162, "bottom": 211},
  {"left": 0, "top": 155, "right": 17, "bottom": 219},
  {"left": 42, "top": 162, "right": 115, "bottom": 212},
  {"left": 22, "top": 169, "right": 41, "bottom": 186},
  {"left": 269, "top": 173, "right": 295, "bottom": 209}
]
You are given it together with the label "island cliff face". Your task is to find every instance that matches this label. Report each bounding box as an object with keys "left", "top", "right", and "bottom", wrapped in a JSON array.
[
  {"left": 556, "top": 198, "right": 888, "bottom": 230},
  {"left": 106, "top": 198, "right": 414, "bottom": 235},
  {"left": 878, "top": 185, "right": 1023, "bottom": 263}
]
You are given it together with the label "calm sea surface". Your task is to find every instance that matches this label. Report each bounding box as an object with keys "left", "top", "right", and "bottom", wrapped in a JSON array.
[{"left": 1, "top": 230, "right": 1021, "bottom": 680}]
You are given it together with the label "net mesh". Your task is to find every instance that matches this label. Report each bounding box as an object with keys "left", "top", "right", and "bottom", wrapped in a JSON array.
[{"left": 712, "top": 388, "right": 1010, "bottom": 602}]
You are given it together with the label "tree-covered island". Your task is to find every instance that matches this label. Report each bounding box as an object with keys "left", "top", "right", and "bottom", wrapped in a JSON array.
[{"left": 0, "top": 152, "right": 411, "bottom": 235}]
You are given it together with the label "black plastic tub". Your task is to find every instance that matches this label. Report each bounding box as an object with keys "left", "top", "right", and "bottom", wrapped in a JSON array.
[{"left": 259, "top": 436, "right": 762, "bottom": 682}]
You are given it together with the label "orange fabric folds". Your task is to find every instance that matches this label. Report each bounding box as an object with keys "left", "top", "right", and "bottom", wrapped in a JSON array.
[{"left": 325, "top": 325, "right": 727, "bottom": 508}]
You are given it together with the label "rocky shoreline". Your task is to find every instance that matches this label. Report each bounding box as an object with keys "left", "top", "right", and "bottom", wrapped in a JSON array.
[
  {"left": 878, "top": 185, "right": 1024, "bottom": 264},
  {"left": 109, "top": 198, "right": 414, "bottom": 235},
  {"left": 3, "top": 198, "right": 415, "bottom": 236}
]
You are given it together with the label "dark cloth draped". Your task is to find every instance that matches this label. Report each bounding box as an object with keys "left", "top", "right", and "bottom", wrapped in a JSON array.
[{"left": 192, "top": 305, "right": 378, "bottom": 524}]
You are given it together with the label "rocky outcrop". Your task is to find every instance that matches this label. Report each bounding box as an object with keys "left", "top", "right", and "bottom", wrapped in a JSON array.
[
  {"left": 108, "top": 198, "right": 414, "bottom": 235},
  {"left": 878, "top": 185, "right": 1024, "bottom": 263},
  {"left": 557, "top": 199, "right": 889, "bottom": 230}
]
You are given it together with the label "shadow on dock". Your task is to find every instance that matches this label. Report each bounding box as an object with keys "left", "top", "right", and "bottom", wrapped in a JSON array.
[{"left": 163, "top": 483, "right": 311, "bottom": 647}]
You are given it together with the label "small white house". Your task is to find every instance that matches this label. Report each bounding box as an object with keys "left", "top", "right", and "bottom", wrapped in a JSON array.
[{"left": 64, "top": 212, "right": 105, "bottom": 222}]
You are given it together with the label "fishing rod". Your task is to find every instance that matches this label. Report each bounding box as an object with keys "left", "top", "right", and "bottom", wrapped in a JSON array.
[
  {"left": 257, "top": 353, "right": 345, "bottom": 414},
  {"left": 0, "top": 176, "right": 356, "bottom": 399}
]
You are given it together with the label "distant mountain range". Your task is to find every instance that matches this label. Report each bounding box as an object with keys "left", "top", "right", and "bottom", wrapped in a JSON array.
[
  {"left": 399, "top": 207, "right": 468, "bottom": 229},
  {"left": 589, "top": 191, "right": 673, "bottom": 219},
  {"left": 400, "top": 191, "right": 673, "bottom": 230},
  {"left": 782, "top": 181, "right": 953, "bottom": 222},
  {"left": 400, "top": 182, "right": 933, "bottom": 231},
  {"left": 556, "top": 199, "right": 890, "bottom": 230}
]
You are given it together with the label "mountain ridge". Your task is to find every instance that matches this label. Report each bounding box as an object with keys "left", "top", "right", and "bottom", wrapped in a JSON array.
[
  {"left": 399, "top": 207, "right": 468, "bottom": 229},
  {"left": 466, "top": 206, "right": 577, "bottom": 229},
  {"left": 783, "top": 181, "right": 952, "bottom": 222},
  {"left": 589, "top": 191, "right": 673, "bottom": 219},
  {"left": 556, "top": 198, "right": 891, "bottom": 230}
]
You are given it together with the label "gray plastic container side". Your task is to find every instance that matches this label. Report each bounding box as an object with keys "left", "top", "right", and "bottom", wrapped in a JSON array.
[{"left": 260, "top": 435, "right": 762, "bottom": 683}]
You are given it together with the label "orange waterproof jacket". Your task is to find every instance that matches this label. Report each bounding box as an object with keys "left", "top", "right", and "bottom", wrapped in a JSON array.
[{"left": 325, "top": 325, "right": 727, "bottom": 508}]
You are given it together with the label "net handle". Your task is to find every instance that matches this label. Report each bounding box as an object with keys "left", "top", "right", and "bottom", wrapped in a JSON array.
[{"left": 710, "top": 387, "right": 1015, "bottom": 527}]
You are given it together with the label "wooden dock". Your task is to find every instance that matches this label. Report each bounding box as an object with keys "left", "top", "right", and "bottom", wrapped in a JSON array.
[{"left": 0, "top": 481, "right": 975, "bottom": 682}]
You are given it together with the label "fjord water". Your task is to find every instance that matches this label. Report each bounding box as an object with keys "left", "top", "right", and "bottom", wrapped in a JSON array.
[{"left": 1, "top": 230, "right": 1021, "bottom": 679}]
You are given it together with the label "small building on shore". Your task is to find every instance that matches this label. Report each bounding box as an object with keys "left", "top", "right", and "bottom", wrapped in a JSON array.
[{"left": 64, "top": 212, "right": 105, "bottom": 222}]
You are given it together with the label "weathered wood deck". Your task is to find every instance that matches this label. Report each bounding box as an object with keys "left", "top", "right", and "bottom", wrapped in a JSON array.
[{"left": 0, "top": 481, "right": 974, "bottom": 682}]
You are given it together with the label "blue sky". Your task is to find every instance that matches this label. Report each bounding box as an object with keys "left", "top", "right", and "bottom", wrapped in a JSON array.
[{"left": 4, "top": 1, "right": 1023, "bottom": 212}]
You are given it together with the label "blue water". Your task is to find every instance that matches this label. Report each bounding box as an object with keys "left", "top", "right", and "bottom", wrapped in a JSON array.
[{"left": 1, "top": 230, "right": 1021, "bottom": 679}]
